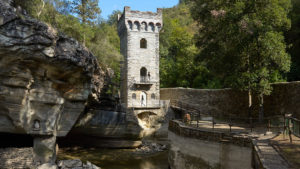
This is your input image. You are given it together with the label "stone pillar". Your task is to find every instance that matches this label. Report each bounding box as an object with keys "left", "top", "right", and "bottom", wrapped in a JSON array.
[{"left": 33, "top": 135, "right": 57, "bottom": 165}]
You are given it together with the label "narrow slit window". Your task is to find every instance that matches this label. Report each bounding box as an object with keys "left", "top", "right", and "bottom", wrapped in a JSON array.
[
  {"left": 132, "top": 93, "right": 136, "bottom": 100},
  {"left": 151, "top": 93, "right": 155, "bottom": 100},
  {"left": 140, "top": 38, "right": 147, "bottom": 49}
]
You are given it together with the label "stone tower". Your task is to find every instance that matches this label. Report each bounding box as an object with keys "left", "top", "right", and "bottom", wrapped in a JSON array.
[{"left": 117, "top": 7, "right": 163, "bottom": 128}]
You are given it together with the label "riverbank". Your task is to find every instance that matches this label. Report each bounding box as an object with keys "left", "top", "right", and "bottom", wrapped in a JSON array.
[{"left": 0, "top": 147, "right": 101, "bottom": 169}]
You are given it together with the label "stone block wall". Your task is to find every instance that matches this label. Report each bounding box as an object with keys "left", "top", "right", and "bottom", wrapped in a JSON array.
[
  {"left": 161, "top": 88, "right": 249, "bottom": 118},
  {"left": 161, "top": 81, "right": 300, "bottom": 119}
]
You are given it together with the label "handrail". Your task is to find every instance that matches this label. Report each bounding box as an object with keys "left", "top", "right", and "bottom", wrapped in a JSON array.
[{"left": 170, "top": 99, "right": 300, "bottom": 136}]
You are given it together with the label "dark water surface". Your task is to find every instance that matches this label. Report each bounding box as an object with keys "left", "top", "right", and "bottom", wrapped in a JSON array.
[
  {"left": 58, "top": 147, "right": 169, "bottom": 169},
  {"left": 58, "top": 131, "right": 252, "bottom": 169}
]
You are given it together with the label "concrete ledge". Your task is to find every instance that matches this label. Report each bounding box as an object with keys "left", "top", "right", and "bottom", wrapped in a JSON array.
[
  {"left": 169, "top": 120, "right": 252, "bottom": 147},
  {"left": 169, "top": 120, "right": 290, "bottom": 169}
]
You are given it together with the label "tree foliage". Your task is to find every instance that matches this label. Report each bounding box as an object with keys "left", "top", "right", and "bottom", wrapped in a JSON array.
[
  {"left": 160, "top": 3, "right": 220, "bottom": 88},
  {"left": 12, "top": 0, "right": 121, "bottom": 94},
  {"left": 190, "top": 0, "right": 291, "bottom": 95},
  {"left": 287, "top": 0, "right": 300, "bottom": 81},
  {"left": 11, "top": 0, "right": 300, "bottom": 103},
  {"left": 71, "top": 0, "right": 100, "bottom": 25}
]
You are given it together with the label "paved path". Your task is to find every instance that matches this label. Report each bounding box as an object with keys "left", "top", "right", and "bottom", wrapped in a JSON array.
[{"left": 254, "top": 139, "right": 290, "bottom": 169}]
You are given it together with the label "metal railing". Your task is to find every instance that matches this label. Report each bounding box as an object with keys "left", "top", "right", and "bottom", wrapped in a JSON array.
[
  {"left": 170, "top": 99, "right": 300, "bottom": 136},
  {"left": 289, "top": 117, "right": 300, "bottom": 138},
  {"left": 140, "top": 76, "right": 150, "bottom": 83}
]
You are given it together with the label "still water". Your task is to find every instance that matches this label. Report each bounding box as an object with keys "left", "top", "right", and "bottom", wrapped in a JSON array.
[
  {"left": 58, "top": 132, "right": 252, "bottom": 169},
  {"left": 58, "top": 146, "right": 169, "bottom": 169}
]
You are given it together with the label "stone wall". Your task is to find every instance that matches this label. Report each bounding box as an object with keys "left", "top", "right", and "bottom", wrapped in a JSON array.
[
  {"left": 161, "top": 88, "right": 249, "bottom": 118},
  {"left": 161, "top": 81, "right": 300, "bottom": 118},
  {"left": 263, "top": 82, "right": 300, "bottom": 118}
]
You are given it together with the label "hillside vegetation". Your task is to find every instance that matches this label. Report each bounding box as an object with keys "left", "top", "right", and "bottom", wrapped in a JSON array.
[{"left": 11, "top": 0, "right": 300, "bottom": 92}]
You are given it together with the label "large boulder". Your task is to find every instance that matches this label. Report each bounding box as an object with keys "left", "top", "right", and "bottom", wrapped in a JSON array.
[{"left": 0, "top": 0, "right": 105, "bottom": 137}]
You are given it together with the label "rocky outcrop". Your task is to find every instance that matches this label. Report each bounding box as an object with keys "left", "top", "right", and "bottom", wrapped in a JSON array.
[
  {"left": 0, "top": 0, "right": 105, "bottom": 165},
  {"left": 0, "top": 147, "right": 101, "bottom": 169},
  {"left": 58, "top": 159, "right": 101, "bottom": 169},
  {"left": 0, "top": 0, "right": 105, "bottom": 137}
]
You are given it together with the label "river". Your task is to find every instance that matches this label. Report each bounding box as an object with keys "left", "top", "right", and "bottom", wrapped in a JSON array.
[{"left": 58, "top": 131, "right": 252, "bottom": 169}]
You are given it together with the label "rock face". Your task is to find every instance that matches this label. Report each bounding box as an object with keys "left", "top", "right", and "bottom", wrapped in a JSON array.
[
  {"left": 0, "top": 0, "right": 105, "bottom": 165},
  {"left": 0, "top": 0, "right": 104, "bottom": 137}
]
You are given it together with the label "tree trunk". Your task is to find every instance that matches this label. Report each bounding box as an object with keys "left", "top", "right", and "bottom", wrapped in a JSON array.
[
  {"left": 36, "top": 0, "right": 45, "bottom": 18},
  {"left": 248, "top": 89, "right": 252, "bottom": 122},
  {"left": 259, "top": 93, "right": 264, "bottom": 123}
]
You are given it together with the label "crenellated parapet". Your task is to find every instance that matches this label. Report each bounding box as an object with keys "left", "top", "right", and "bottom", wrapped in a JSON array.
[{"left": 118, "top": 6, "right": 163, "bottom": 36}]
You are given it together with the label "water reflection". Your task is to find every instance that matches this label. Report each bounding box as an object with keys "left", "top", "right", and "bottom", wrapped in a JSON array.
[
  {"left": 58, "top": 147, "right": 169, "bottom": 169},
  {"left": 168, "top": 131, "right": 252, "bottom": 169},
  {"left": 58, "top": 132, "right": 252, "bottom": 169}
]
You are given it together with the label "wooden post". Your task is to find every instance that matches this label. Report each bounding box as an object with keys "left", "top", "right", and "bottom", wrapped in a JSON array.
[
  {"left": 268, "top": 119, "right": 271, "bottom": 132},
  {"left": 250, "top": 117, "right": 253, "bottom": 132},
  {"left": 289, "top": 127, "right": 293, "bottom": 143},
  {"left": 229, "top": 116, "right": 232, "bottom": 132},
  {"left": 283, "top": 114, "right": 286, "bottom": 140},
  {"left": 212, "top": 116, "right": 215, "bottom": 130},
  {"left": 197, "top": 111, "right": 199, "bottom": 128}
]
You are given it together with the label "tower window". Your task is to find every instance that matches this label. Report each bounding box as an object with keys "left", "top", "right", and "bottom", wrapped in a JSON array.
[
  {"left": 156, "top": 23, "right": 162, "bottom": 32},
  {"left": 134, "top": 21, "right": 140, "bottom": 30},
  {"left": 132, "top": 93, "right": 136, "bottom": 100},
  {"left": 128, "top": 20, "right": 133, "bottom": 30},
  {"left": 151, "top": 93, "right": 155, "bottom": 100},
  {"left": 140, "top": 67, "right": 147, "bottom": 82},
  {"left": 140, "top": 38, "right": 147, "bottom": 48},
  {"left": 141, "top": 22, "right": 147, "bottom": 31},
  {"left": 149, "top": 22, "right": 155, "bottom": 32}
]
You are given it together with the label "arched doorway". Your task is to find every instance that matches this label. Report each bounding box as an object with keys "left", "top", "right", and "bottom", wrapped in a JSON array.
[{"left": 140, "top": 92, "right": 147, "bottom": 107}]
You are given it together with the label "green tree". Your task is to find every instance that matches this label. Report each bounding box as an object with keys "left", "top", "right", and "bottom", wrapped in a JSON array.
[
  {"left": 191, "top": 0, "right": 291, "bottom": 120},
  {"left": 71, "top": 0, "right": 101, "bottom": 45},
  {"left": 13, "top": 0, "right": 45, "bottom": 18},
  {"left": 107, "top": 10, "right": 122, "bottom": 26},
  {"left": 287, "top": 0, "right": 300, "bottom": 81},
  {"left": 71, "top": 0, "right": 100, "bottom": 24},
  {"left": 160, "top": 3, "right": 215, "bottom": 89}
]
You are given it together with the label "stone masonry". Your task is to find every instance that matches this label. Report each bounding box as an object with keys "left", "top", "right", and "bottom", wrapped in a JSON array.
[
  {"left": 161, "top": 81, "right": 300, "bottom": 119},
  {"left": 117, "top": 7, "right": 163, "bottom": 130}
]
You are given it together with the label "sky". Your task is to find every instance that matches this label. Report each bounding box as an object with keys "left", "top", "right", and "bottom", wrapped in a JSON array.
[{"left": 99, "top": 0, "right": 179, "bottom": 20}]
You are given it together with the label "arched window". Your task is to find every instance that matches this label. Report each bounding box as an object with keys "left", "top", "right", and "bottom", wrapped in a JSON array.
[
  {"left": 149, "top": 22, "right": 155, "bottom": 32},
  {"left": 132, "top": 93, "right": 136, "bottom": 100},
  {"left": 151, "top": 93, "right": 155, "bottom": 100},
  {"left": 141, "top": 22, "right": 147, "bottom": 31},
  {"left": 140, "top": 67, "right": 147, "bottom": 82},
  {"left": 33, "top": 119, "right": 40, "bottom": 130},
  {"left": 156, "top": 23, "right": 162, "bottom": 32},
  {"left": 140, "top": 38, "right": 147, "bottom": 48},
  {"left": 128, "top": 20, "right": 133, "bottom": 30},
  {"left": 134, "top": 21, "right": 140, "bottom": 30}
]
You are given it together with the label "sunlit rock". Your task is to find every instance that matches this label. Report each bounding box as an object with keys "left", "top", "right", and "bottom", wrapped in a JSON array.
[{"left": 0, "top": 0, "right": 105, "bottom": 165}]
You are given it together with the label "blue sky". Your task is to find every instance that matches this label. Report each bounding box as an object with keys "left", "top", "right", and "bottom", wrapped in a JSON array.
[{"left": 99, "top": 0, "right": 179, "bottom": 20}]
